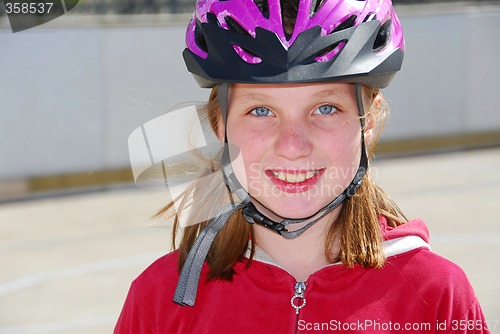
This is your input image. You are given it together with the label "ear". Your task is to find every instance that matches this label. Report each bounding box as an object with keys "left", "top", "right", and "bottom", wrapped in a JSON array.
[
  {"left": 216, "top": 112, "right": 226, "bottom": 143},
  {"left": 363, "top": 92, "right": 381, "bottom": 144}
]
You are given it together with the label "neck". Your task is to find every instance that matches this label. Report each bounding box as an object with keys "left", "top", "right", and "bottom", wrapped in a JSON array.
[{"left": 252, "top": 208, "right": 341, "bottom": 282}]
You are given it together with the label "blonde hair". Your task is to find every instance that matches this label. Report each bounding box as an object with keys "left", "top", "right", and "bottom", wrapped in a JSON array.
[{"left": 157, "top": 84, "right": 407, "bottom": 280}]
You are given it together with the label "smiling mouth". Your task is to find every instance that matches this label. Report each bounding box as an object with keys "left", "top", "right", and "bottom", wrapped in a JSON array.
[{"left": 270, "top": 170, "right": 320, "bottom": 183}]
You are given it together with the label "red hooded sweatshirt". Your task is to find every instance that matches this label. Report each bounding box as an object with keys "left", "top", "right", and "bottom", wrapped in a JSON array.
[{"left": 115, "top": 218, "right": 490, "bottom": 333}]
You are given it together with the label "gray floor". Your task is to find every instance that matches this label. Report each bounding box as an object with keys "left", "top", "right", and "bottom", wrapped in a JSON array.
[{"left": 0, "top": 148, "right": 499, "bottom": 333}]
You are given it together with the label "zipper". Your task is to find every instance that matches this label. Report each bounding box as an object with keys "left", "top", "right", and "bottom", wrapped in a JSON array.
[
  {"left": 292, "top": 281, "right": 307, "bottom": 334},
  {"left": 291, "top": 281, "right": 307, "bottom": 314}
]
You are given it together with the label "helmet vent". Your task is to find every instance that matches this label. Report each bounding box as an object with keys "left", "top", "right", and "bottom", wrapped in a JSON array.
[
  {"left": 363, "top": 12, "right": 377, "bottom": 22},
  {"left": 194, "top": 19, "right": 208, "bottom": 53},
  {"left": 309, "top": 0, "right": 326, "bottom": 18},
  {"left": 233, "top": 44, "right": 262, "bottom": 64},
  {"left": 280, "top": 0, "right": 299, "bottom": 40},
  {"left": 225, "top": 16, "right": 251, "bottom": 37},
  {"left": 373, "top": 20, "right": 392, "bottom": 52},
  {"left": 254, "top": 0, "right": 270, "bottom": 19},
  {"left": 206, "top": 12, "right": 218, "bottom": 25},
  {"left": 314, "top": 41, "right": 345, "bottom": 62},
  {"left": 330, "top": 14, "right": 357, "bottom": 34}
]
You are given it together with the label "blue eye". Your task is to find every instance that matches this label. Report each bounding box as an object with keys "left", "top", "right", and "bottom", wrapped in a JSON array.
[
  {"left": 314, "top": 105, "right": 337, "bottom": 115},
  {"left": 251, "top": 106, "right": 273, "bottom": 116}
]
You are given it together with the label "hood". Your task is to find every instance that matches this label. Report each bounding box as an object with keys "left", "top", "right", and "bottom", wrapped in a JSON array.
[{"left": 379, "top": 217, "right": 431, "bottom": 258}]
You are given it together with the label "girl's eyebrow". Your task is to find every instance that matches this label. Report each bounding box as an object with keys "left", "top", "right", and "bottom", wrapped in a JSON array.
[
  {"left": 233, "top": 88, "right": 346, "bottom": 105},
  {"left": 233, "top": 92, "right": 273, "bottom": 105},
  {"left": 311, "top": 89, "right": 343, "bottom": 99}
]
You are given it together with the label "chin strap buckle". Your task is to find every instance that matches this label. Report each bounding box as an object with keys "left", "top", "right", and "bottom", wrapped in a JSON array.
[{"left": 242, "top": 202, "right": 288, "bottom": 234}]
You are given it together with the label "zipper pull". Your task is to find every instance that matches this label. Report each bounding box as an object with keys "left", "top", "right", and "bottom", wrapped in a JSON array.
[{"left": 291, "top": 281, "right": 307, "bottom": 314}]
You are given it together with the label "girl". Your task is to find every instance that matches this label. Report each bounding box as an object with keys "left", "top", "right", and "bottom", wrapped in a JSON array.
[{"left": 116, "top": 0, "right": 489, "bottom": 332}]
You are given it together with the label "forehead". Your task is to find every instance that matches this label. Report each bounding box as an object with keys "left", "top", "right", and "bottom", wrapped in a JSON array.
[{"left": 229, "top": 82, "right": 355, "bottom": 102}]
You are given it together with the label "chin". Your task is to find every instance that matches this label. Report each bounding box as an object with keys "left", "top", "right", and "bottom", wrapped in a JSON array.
[{"left": 255, "top": 198, "right": 326, "bottom": 220}]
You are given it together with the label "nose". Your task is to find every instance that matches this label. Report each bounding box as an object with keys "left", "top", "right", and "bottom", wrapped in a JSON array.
[{"left": 273, "top": 118, "right": 313, "bottom": 160}]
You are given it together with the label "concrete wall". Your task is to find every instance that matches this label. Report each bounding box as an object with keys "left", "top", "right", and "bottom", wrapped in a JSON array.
[
  {"left": 1, "top": 4, "right": 499, "bottom": 181},
  {"left": 383, "top": 5, "right": 500, "bottom": 139},
  {"left": 0, "top": 22, "right": 208, "bottom": 181}
]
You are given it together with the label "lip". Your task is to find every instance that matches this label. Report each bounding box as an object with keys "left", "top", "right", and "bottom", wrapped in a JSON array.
[{"left": 265, "top": 169, "right": 325, "bottom": 193}]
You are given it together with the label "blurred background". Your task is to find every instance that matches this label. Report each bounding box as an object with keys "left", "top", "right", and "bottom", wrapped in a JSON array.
[{"left": 1, "top": 0, "right": 499, "bottom": 333}]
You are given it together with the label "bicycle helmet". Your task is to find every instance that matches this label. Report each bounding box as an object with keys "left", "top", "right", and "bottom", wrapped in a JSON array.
[{"left": 184, "top": 0, "right": 404, "bottom": 88}]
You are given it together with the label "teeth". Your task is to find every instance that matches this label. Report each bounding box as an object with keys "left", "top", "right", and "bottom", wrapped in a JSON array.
[
  {"left": 273, "top": 171, "right": 317, "bottom": 183},
  {"left": 287, "top": 174, "right": 297, "bottom": 183}
]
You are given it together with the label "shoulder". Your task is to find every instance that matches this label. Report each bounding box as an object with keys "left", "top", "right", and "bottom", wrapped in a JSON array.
[
  {"left": 387, "top": 246, "right": 472, "bottom": 289},
  {"left": 381, "top": 218, "right": 480, "bottom": 309},
  {"left": 133, "top": 250, "right": 181, "bottom": 299},
  {"left": 135, "top": 250, "right": 180, "bottom": 282},
  {"left": 114, "top": 251, "right": 182, "bottom": 333},
  {"left": 383, "top": 218, "right": 471, "bottom": 288},
  {"left": 385, "top": 243, "right": 481, "bottom": 318},
  {"left": 402, "top": 248, "right": 487, "bottom": 325},
  {"left": 381, "top": 217, "right": 472, "bottom": 289}
]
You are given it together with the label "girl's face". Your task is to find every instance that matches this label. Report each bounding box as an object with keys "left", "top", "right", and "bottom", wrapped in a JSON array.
[{"left": 226, "top": 82, "right": 372, "bottom": 219}]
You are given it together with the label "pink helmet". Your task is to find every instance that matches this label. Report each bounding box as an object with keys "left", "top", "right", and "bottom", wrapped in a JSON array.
[{"left": 184, "top": 0, "right": 404, "bottom": 88}]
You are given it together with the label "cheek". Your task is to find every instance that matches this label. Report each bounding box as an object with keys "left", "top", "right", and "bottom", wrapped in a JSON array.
[
  {"left": 320, "top": 123, "right": 362, "bottom": 181},
  {"left": 227, "top": 119, "right": 269, "bottom": 162},
  {"left": 228, "top": 145, "right": 249, "bottom": 190},
  {"left": 226, "top": 124, "right": 265, "bottom": 190}
]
